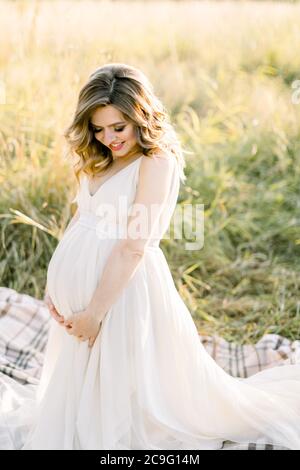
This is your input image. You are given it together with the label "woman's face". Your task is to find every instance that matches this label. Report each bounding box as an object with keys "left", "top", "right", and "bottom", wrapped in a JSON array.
[{"left": 90, "top": 105, "right": 142, "bottom": 161}]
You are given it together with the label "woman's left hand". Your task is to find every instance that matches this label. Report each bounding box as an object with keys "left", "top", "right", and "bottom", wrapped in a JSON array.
[{"left": 64, "top": 309, "right": 103, "bottom": 348}]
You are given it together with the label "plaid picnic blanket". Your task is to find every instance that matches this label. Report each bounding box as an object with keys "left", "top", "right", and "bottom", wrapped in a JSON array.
[{"left": 1, "top": 286, "right": 296, "bottom": 450}]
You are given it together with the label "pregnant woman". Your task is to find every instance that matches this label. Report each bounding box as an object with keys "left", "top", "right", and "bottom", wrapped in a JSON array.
[{"left": 4, "top": 63, "right": 300, "bottom": 450}]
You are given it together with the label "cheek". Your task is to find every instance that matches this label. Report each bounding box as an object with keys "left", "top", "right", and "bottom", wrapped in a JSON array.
[
  {"left": 125, "top": 127, "right": 137, "bottom": 141},
  {"left": 94, "top": 133, "right": 102, "bottom": 142}
]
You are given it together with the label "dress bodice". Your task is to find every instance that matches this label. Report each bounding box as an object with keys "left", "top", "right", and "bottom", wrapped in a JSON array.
[{"left": 72, "top": 155, "right": 180, "bottom": 248}]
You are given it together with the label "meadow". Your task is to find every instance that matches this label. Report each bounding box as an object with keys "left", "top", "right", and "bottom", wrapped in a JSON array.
[{"left": 0, "top": 0, "right": 300, "bottom": 343}]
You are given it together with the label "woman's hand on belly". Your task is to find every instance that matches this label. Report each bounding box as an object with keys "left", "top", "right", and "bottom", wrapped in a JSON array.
[
  {"left": 44, "top": 293, "right": 66, "bottom": 325},
  {"left": 63, "top": 309, "right": 102, "bottom": 348}
]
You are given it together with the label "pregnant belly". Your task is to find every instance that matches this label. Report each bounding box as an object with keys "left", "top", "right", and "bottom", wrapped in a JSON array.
[{"left": 46, "top": 225, "right": 114, "bottom": 319}]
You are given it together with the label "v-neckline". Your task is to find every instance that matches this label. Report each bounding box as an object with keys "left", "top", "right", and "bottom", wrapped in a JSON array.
[{"left": 86, "top": 155, "right": 143, "bottom": 198}]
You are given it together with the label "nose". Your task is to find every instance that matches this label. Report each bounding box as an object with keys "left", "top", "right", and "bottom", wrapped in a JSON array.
[{"left": 103, "top": 130, "right": 117, "bottom": 146}]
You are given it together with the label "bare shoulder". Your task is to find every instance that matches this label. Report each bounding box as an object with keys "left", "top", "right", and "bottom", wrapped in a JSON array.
[{"left": 140, "top": 152, "right": 175, "bottom": 173}]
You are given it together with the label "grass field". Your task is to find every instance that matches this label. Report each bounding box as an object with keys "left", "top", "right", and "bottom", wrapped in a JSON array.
[{"left": 0, "top": 0, "right": 300, "bottom": 343}]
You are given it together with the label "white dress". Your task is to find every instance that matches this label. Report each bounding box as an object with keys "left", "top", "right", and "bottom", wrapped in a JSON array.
[{"left": 2, "top": 154, "right": 300, "bottom": 450}]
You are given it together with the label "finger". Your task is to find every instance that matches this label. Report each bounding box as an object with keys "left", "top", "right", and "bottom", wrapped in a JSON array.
[
  {"left": 64, "top": 319, "right": 73, "bottom": 327},
  {"left": 51, "top": 311, "right": 65, "bottom": 324},
  {"left": 65, "top": 326, "right": 76, "bottom": 335},
  {"left": 68, "top": 327, "right": 79, "bottom": 337},
  {"left": 51, "top": 307, "right": 64, "bottom": 320},
  {"left": 50, "top": 309, "right": 63, "bottom": 321},
  {"left": 50, "top": 305, "right": 62, "bottom": 315},
  {"left": 49, "top": 310, "right": 60, "bottom": 322},
  {"left": 44, "top": 294, "right": 51, "bottom": 304},
  {"left": 48, "top": 304, "right": 65, "bottom": 322}
]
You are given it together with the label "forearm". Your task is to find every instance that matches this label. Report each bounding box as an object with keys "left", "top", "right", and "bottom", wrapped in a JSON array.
[{"left": 87, "top": 244, "right": 144, "bottom": 321}]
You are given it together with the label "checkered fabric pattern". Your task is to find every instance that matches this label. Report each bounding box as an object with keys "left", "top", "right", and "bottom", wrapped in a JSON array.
[{"left": 0, "top": 287, "right": 50, "bottom": 386}]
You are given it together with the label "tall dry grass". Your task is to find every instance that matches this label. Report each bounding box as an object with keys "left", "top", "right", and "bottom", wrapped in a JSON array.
[{"left": 1, "top": 0, "right": 300, "bottom": 343}]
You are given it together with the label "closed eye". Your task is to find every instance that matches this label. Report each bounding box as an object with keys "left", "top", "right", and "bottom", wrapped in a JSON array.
[{"left": 92, "top": 126, "right": 125, "bottom": 133}]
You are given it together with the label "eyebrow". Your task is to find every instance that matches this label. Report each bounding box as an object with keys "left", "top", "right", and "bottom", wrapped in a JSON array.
[{"left": 90, "top": 121, "right": 126, "bottom": 128}]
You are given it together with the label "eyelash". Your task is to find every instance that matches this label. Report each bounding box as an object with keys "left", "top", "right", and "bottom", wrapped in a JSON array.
[{"left": 93, "top": 126, "right": 125, "bottom": 133}]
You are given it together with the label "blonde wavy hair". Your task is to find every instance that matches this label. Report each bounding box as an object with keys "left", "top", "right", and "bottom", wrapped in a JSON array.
[{"left": 63, "top": 63, "right": 187, "bottom": 184}]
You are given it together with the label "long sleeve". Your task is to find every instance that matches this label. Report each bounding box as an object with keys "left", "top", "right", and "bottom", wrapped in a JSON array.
[{"left": 87, "top": 154, "right": 175, "bottom": 320}]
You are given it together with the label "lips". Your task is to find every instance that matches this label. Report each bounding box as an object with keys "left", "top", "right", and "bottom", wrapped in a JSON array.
[{"left": 110, "top": 142, "right": 125, "bottom": 150}]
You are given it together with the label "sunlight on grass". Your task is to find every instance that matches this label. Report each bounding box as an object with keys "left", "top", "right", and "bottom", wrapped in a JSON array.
[{"left": 1, "top": 0, "right": 300, "bottom": 343}]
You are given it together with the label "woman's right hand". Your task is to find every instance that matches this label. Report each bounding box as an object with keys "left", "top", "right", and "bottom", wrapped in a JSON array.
[{"left": 44, "top": 293, "right": 65, "bottom": 325}]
